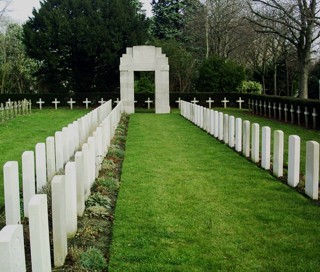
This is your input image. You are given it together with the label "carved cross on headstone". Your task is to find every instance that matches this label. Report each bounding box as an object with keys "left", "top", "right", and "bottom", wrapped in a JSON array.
[
  {"left": 273, "top": 102, "right": 277, "bottom": 119},
  {"left": 145, "top": 97, "right": 153, "bottom": 109},
  {"left": 259, "top": 101, "right": 262, "bottom": 115},
  {"left": 191, "top": 97, "right": 199, "bottom": 104},
  {"left": 284, "top": 104, "right": 288, "bottom": 122},
  {"left": 297, "top": 106, "right": 301, "bottom": 125},
  {"left": 268, "top": 102, "right": 271, "bottom": 118},
  {"left": 67, "top": 98, "right": 76, "bottom": 110},
  {"left": 221, "top": 97, "right": 229, "bottom": 108},
  {"left": 236, "top": 97, "right": 244, "bottom": 109},
  {"left": 206, "top": 97, "right": 214, "bottom": 109},
  {"left": 82, "top": 98, "right": 91, "bottom": 109},
  {"left": 36, "top": 98, "right": 45, "bottom": 110},
  {"left": 29, "top": 99, "right": 32, "bottom": 113},
  {"left": 312, "top": 108, "right": 317, "bottom": 129},
  {"left": 290, "top": 105, "right": 295, "bottom": 124},
  {"left": 255, "top": 100, "right": 258, "bottom": 113},
  {"left": 304, "top": 107, "right": 309, "bottom": 128},
  {"left": 52, "top": 98, "right": 60, "bottom": 110},
  {"left": 14, "top": 102, "right": 17, "bottom": 117},
  {"left": 263, "top": 101, "right": 267, "bottom": 116},
  {"left": 98, "top": 98, "right": 106, "bottom": 105},
  {"left": 6, "top": 99, "right": 11, "bottom": 108},
  {"left": 278, "top": 103, "right": 282, "bottom": 120},
  {"left": 113, "top": 98, "right": 120, "bottom": 105},
  {"left": 175, "top": 97, "right": 182, "bottom": 109}
]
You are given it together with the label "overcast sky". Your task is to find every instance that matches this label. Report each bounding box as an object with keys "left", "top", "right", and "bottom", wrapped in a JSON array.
[{"left": 7, "top": 0, "right": 152, "bottom": 23}]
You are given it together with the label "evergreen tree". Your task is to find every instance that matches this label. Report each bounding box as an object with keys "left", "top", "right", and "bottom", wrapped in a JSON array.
[{"left": 23, "top": 0, "right": 149, "bottom": 93}]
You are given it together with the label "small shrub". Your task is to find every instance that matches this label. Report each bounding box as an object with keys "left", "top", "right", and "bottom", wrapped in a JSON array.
[
  {"left": 86, "top": 192, "right": 111, "bottom": 209},
  {"left": 79, "top": 247, "right": 107, "bottom": 271},
  {"left": 237, "top": 80, "right": 262, "bottom": 94},
  {"left": 108, "top": 146, "right": 125, "bottom": 159},
  {"left": 96, "top": 177, "right": 119, "bottom": 190}
]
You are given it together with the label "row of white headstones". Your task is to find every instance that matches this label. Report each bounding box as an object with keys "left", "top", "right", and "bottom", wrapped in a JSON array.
[
  {"left": 0, "top": 99, "right": 32, "bottom": 121},
  {"left": 0, "top": 100, "right": 123, "bottom": 271},
  {"left": 248, "top": 99, "right": 318, "bottom": 129},
  {"left": 180, "top": 101, "right": 319, "bottom": 200}
]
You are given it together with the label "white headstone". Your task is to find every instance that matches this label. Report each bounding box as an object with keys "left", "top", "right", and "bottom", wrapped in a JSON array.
[
  {"left": 273, "top": 130, "right": 284, "bottom": 177},
  {"left": 4, "top": 161, "right": 21, "bottom": 225},
  {"left": 35, "top": 143, "right": 47, "bottom": 192},
  {"left": 0, "top": 225, "right": 26, "bottom": 272},
  {"left": 65, "top": 162, "right": 77, "bottom": 237},
  {"left": 36, "top": 98, "right": 45, "bottom": 110},
  {"left": 218, "top": 112, "right": 223, "bottom": 141},
  {"left": 223, "top": 114, "right": 229, "bottom": 144},
  {"left": 221, "top": 97, "right": 229, "bottom": 108},
  {"left": 28, "top": 194, "right": 51, "bottom": 271},
  {"left": 305, "top": 141, "right": 319, "bottom": 199},
  {"left": 82, "top": 143, "right": 91, "bottom": 199},
  {"left": 214, "top": 111, "right": 219, "bottom": 138},
  {"left": 67, "top": 98, "right": 76, "bottom": 110},
  {"left": 52, "top": 98, "right": 60, "bottom": 110},
  {"left": 251, "top": 123, "right": 260, "bottom": 163},
  {"left": 46, "top": 137, "right": 56, "bottom": 182},
  {"left": 55, "top": 131, "right": 64, "bottom": 172},
  {"left": 228, "top": 116, "right": 235, "bottom": 148},
  {"left": 235, "top": 118, "right": 242, "bottom": 152},
  {"left": 22, "top": 151, "right": 36, "bottom": 218},
  {"left": 82, "top": 98, "right": 91, "bottom": 109},
  {"left": 242, "top": 120, "right": 250, "bottom": 157},
  {"left": 75, "top": 152, "right": 85, "bottom": 216},
  {"left": 52, "top": 175, "right": 68, "bottom": 267},
  {"left": 288, "top": 135, "right": 300, "bottom": 187},
  {"left": 206, "top": 97, "right": 214, "bottom": 109},
  {"left": 261, "top": 126, "right": 271, "bottom": 170}
]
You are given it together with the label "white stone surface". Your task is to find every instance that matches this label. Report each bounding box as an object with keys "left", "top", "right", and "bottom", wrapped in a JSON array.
[
  {"left": 261, "top": 126, "right": 271, "bottom": 169},
  {"left": 82, "top": 143, "right": 91, "bottom": 199},
  {"left": 235, "top": 118, "right": 242, "bottom": 152},
  {"left": 218, "top": 112, "right": 223, "bottom": 141},
  {"left": 210, "top": 110, "right": 214, "bottom": 135},
  {"left": 242, "top": 120, "right": 250, "bottom": 157},
  {"left": 214, "top": 111, "right": 219, "bottom": 138},
  {"left": 251, "top": 123, "right": 260, "bottom": 163},
  {"left": 75, "top": 152, "right": 85, "bottom": 216},
  {"left": 55, "top": 131, "right": 64, "bottom": 172},
  {"left": 65, "top": 162, "right": 77, "bottom": 238},
  {"left": 288, "top": 135, "right": 300, "bottom": 187},
  {"left": 35, "top": 143, "right": 47, "bottom": 192},
  {"left": 28, "top": 194, "right": 51, "bottom": 271},
  {"left": 223, "top": 114, "right": 229, "bottom": 144},
  {"left": 22, "top": 151, "right": 35, "bottom": 218},
  {"left": 228, "top": 116, "right": 235, "bottom": 148},
  {"left": 46, "top": 137, "right": 56, "bottom": 182},
  {"left": 62, "top": 127, "right": 69, "bottom": 164},
  {"left": 52, "top": 175, "right": 68, "bottom": 267},
  {"left": 120, "top": 46, "right": 170, "bottom": 114},
  {"left": 305, "top": 141, "right": 319, "bottom": 199},
  {"left": 4, "top": 161, "right": 21, "bottom": 225},
  {"left": 273, "top": 130, "right": 284, "bottom": 177},
  {"left": 88, "top": 136, "right": 96, "bottom": 184},
  {"left": 0, "top": 225, "right": 26, "bottom": 272}
]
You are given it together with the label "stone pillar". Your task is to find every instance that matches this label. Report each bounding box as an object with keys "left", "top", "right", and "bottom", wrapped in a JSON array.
[
  {"left": 251, "top": 123, "right": 260, "bottom": 163},
  {"left": 305, "top": 141, "right": 319, "bottom": 199},
  {"left": 235, "top": 118, "right": 242, "bottom": 152},
  {"left": 22, "top": 151, "right": 36, "bottom": 218},
  {"left": 273, "top": 130, "right": 284, "bottom": 177},
  {"left": 243, "top": 121, "right": 250, "bottom": 158},
  {"left": 288, "top": 135, "right": 300, "bottom": 187},
  {"left": 261, "top": 126, "right": 271, "bottom": 170},
  {"left": 228, "top": 116, "right": 235, "bottom": 148}
]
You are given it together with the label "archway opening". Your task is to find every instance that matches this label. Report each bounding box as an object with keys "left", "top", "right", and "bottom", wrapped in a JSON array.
[{"left": 134, "top": 71, "right": 155, "bottom": 113}]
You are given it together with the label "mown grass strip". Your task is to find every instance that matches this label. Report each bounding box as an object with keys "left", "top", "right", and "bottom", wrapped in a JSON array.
[
  {"left": 109, "top": 112, "right": 320, "bottom": 271},
  {"left": 0, "top": 108, "right": 89, "bottom": 206}
]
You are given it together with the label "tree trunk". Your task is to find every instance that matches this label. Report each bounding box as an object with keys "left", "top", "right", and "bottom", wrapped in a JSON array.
[{"left": 298, "top": 60, "right": 309, "bottom": 99}]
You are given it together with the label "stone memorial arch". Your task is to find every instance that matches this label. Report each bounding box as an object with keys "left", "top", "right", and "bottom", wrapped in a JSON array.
[{"left": 119, "top": 46, "right": 170, "bottom": 114}]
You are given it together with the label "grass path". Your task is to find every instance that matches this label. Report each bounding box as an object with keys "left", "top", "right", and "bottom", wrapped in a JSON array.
[{"left": 109, "top": 112, "right": 320, "bottom": 271}]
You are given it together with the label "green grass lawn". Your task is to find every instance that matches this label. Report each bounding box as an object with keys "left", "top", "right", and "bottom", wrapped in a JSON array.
[
  {"left": 0, "top": 108, "right": 89, "bottom": 206},
  {"left": 211, "top": 107, "right": 320, "bottom": 175},
  {"left": 109, "top": 112, "right": 320, "bottom": 271}
]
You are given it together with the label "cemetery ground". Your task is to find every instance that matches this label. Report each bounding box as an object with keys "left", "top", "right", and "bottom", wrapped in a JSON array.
[{"left": 108, "top": 112, "right": 320, "bottom": 271}]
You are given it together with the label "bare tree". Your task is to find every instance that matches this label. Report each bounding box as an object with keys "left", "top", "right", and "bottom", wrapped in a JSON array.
[{"left": 247, "top": 0, "right": 320, "bottom": 98}]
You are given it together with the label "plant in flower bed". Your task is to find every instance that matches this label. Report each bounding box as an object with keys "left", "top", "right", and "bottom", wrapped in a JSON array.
[{"left": 59, "top": 113, "right": 129, "bottom": 271}]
